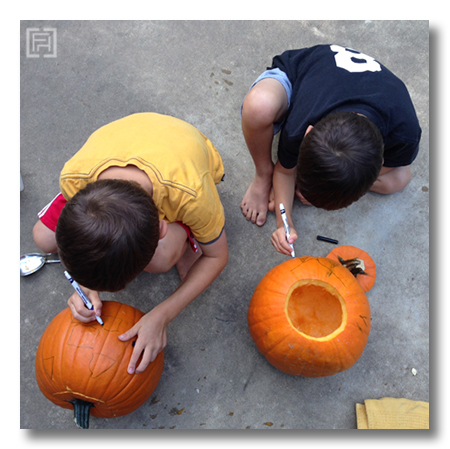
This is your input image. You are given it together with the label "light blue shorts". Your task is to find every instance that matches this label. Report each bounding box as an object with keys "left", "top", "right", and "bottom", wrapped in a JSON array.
[{"left": 241, "top": 68, "right": 292, "bottom": 134}]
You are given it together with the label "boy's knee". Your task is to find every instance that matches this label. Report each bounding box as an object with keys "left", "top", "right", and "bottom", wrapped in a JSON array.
[
  {"left": 400, "top": 166, "right": 412, "bottom": 187},
  {"left": 144, "top": 253, "right": 176, "bottom": 274},
  {"left": 33, "top": 220, "right": 58, "bottom": 253},
  {"left": 144, "top": 240, "right": 187, "bottom": 274},
  {"left": 155, "top": 253, "right": 177, "bottom": 273},
  {"left": 242, "top": 85, "right": 285, "bottom": 128},
  {"left": 388, "top": 166, "right": 412, "bottom": 193}
]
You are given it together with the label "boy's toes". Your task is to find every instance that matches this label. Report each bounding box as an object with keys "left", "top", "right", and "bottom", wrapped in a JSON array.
[
  {"left": 240, "top": 202, "right": 250, "bottom": 218},
  {"left": 242, "top": 206, "right": 253, "bottom": 222},
  {"left": 256, "top": 212, "right": 267, "bottom": 227}
]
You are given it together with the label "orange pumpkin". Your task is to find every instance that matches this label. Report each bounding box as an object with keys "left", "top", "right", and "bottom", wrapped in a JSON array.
[
  {"left": 248, "top": 257, "right": 371, "bottom": 377},
  {"left": 326, "top": 245, "right": 376, "bottom": 292},
  {"left": 35, "top": 301, "right": 164, "bottom": 428}
]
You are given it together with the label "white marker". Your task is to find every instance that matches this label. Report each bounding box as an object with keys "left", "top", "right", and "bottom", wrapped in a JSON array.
[
  {"left": 64, "top": 271, "right": 103, "bottom": 325},
  {"left": 279, "top": 203, "right": 295, "bottom": 258}
]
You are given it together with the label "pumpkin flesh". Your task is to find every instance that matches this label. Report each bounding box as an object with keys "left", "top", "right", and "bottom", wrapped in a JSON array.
[{"left": 286, "top": 280, "right": 347, "bottom": 340}]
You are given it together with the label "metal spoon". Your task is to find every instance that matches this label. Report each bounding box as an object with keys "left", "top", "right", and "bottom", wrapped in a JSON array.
[{"left": 20, "top": 253, "right": 61, "bottom": 276}]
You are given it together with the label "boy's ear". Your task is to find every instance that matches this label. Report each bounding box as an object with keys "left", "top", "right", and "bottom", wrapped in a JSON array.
[
  {"left": 305, "top": 125, "right": 314, "bottom": 136},
  {"left": 159, "top": 220, "right": 168, "bottom": 240}
]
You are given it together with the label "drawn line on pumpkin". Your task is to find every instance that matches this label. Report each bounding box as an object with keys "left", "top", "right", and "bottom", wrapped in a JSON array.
[
  {"left": 89, "top": 352, "right": 116, "bottom": 378},
  {"left": 99, "top": 315, "right": 123, "bottom": 332},
  {"left": 315, "top": 257, "right": 335, "bottom": 276},
  {"left": 288, "top": 258, "right": 306, "bottom": 273},
  {"left": 359, "top": 315, "right": 369, "bottom": 327},
  {"left": 67, "top": 324, "right": 99, "bottom": 349},
  {"left": 42, "top": 356, "right": 54, "bottom": 380},
  {"left": 317, "top": 259, "right": 349, "bottom": 289}
]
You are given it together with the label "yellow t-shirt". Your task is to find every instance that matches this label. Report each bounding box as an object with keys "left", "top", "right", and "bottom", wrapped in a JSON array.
[{"left": 60, "top": 113, "right": 225, "bottom": 244}]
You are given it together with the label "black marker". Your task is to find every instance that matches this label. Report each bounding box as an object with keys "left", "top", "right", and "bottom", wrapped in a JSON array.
[{"left": 317, "top": 235, "right": 339, "bottom": 245}]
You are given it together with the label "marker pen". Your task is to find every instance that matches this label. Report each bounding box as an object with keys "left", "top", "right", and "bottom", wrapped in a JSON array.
[
  {"left": 279, "top": 203, "right": 295, "bottom": 258},
  {"left": 317, "top": 235, "right": 339, "bottom": 245},
  {"left": 64, "top": 271, "right": 104, "bottom": 325}
]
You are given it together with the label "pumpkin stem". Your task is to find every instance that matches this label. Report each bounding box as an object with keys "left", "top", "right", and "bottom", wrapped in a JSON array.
[
  {"left": 337, "top": 256, "right": 367, "bottom": 277},
  {"left": 68, "top": 398, "right": 93, "bottom": 429}
]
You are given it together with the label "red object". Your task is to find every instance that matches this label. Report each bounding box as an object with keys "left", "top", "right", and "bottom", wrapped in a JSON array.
[{"left": 37, "top": 193, "right": 67, "bottom": 232}]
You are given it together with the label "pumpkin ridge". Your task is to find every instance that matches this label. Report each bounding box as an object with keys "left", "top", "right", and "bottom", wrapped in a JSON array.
[
  {"left": 262, "top": 329, "right": 298, "bottom": 355},
  {"left": 103, "top": 352, "right": 164, "bottom": 415},
  {"left": 333, "top": 338, "right": 360, "bottom": 371},
  {"left": 247, "top": 308, "right": 288, "bottom": 328}
]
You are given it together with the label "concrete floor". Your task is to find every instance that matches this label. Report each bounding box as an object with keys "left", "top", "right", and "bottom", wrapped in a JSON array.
[{"left": 20, "top": 20, "right": 429, "bottom": 430}]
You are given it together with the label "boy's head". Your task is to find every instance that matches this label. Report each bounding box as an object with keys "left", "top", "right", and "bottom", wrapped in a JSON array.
[
  {"left": 296, "top": 112, "right": 384, "bottom": 210},
  {"left": 56, "top": 179, "right": 160, "bottom": 292}
]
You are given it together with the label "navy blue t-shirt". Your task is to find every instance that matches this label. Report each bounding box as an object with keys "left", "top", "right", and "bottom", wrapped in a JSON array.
[{"left": 270, "top": 45, "right": 422, "bottom": 169}]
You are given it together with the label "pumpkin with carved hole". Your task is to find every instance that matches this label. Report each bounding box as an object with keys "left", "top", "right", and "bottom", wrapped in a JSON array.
[
  {"left": 35, "top": 301, "right": 164, "bottom": 428},
  {"left": 248, "top": 256, "right": 372, "bottom": 377}
]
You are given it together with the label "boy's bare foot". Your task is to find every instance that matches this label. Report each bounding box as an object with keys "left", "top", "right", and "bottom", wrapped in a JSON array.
[
  {"left": 176, "top": 245, "right": 203, "bottom": 281},
  {"left": 240, "top": 176, "right": 273, "bottom": 226}
]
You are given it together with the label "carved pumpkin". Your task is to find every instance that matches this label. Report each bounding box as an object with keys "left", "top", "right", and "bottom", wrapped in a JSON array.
[
  {"left": 248, "top": 256, "right": 371, "bottom": 377},
  {"left": 35, "top": 301, "right": 164, "bottom": 428},
  {"left": 326, "top": 245, "right": 376, "bottom": 292}
]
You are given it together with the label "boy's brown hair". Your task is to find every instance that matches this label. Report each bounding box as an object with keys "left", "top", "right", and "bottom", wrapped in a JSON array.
[
  {"left": 296, "top": 112, "right": 384, "bottom": 210},
  {"left": 56, "top": 179, "right": 160, "bottom": 291}
]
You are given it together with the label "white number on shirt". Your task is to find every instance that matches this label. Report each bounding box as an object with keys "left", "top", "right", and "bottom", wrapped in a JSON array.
[{"left": 330, "top": 44, "right": 381, "bottom": 73}]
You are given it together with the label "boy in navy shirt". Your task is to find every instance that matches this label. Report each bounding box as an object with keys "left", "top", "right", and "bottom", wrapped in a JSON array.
[{"left": 240, "top": 44, "right": 421, "bottom": 256}]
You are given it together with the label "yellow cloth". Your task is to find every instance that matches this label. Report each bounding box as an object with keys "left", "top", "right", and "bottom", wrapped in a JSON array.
[
  {"left": 59, "top": 113, "right": 225, "bottom": 244},
  {"left": 356, "top": 397, "right": 429, "bottom": 429}
]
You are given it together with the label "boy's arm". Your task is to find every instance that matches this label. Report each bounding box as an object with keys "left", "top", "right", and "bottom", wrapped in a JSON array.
[
  {"left": 370, "top": 165, "right": 411, "bottom": 194},
  {"left": 119, "top": 230, "right": 228, "bottom": 374},
  {"left": 271, "top": 161, "right": 298, "bottom": 256}
]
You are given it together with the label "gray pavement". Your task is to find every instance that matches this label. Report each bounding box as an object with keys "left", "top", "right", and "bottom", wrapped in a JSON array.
[{"left": 20, "top": 20, "right": 429, "bottom": 430}]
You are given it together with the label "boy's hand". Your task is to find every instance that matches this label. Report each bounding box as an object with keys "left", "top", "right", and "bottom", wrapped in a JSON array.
[
  {"left": 67, "top": 287, "right": 102, "bottom": 323},
  {"left": 271, "top": 226, "right": 298, "bottom": 256},
  {"left": 117, "top": 231, "right": 228, "bottom": 375},
  {"left": 118, "top": 310, "right": 168, "bottom": 374}
]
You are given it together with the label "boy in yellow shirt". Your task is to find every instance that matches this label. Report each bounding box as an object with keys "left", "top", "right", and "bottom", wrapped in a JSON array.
[{"left": 33, "top": 113, "right": 228, "bottom": 375}]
